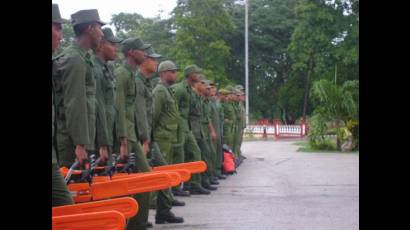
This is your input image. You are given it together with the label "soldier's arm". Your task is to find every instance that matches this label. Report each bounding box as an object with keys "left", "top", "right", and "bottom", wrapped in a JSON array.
[
  {"left": 152, "top": 88, "right": 166, "bottom": 131},
  {"left": 134, "top": 82, "right": 150, "bottom": 143},
  {"left": 60, "top": 55, "right": 90, "bottom": 146},
  {"left": 95, "top": 70, "right": 110, "bottom": 148},
  {"left": 114, "top": 69, "right": 127, "bottom": 139},
  {"left": 172, "top": 84, "right": 185, "bottom": 108}
]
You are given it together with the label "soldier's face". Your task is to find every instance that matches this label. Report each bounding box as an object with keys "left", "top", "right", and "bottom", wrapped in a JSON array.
[
  {"left": 89, "top": 24, "right": 103, "bottom": 49},
  {"left": 163, "top": 70, "right": 177, "bottom": 84},
  {"left": 141, "top": 57, "right": 158, "bottom": 75},
  {"left": 210, "top": 86, "right": 217, "bottom": 96},
  {"left": 131, "top": 49, "right": 146, "bottom": 64},
  {"left": 101, "top": 41, "right": 118, "bottom": 61},
  {"left": 52, "top": 23, "right": 63, "bottom": 52}
]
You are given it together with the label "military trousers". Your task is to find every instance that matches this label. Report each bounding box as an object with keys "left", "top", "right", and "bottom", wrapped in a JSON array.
[
  {"left": 149, "top": 142, "right": 174, "bottom": 217},
  {"left": 52, "top": 163, "right": 74, "bottom": 207},
  {"left": 126, "top": 140, "right": 151, "bottom": 230},
  {"left": 173, "top": 130, "right": 202, "bottom": 189},
  {"left": 195, "top": 136, "right": 214, "bottom": 187}
]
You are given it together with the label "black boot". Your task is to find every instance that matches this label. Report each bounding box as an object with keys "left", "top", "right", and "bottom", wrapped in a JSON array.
[
  {"left": 155, "top": 211, "right": 184, "bottom": 224},
  {"left": 189, "top": 186, "right": 211, "bottom": 195},
  {"left": 210, "top": 178, "right": 219, "bottom": 185},
  {"left": 172, "top": 188, "right": 191, "bottom": 197},
  {"left": 203, "top": 184, "right": 217, "bottom": 191},
  {"left": 217, "top": 175, "right": 227, "bottom": 180},
  {"left": 171, "top": 199, "right": 186, "bottom": 206}
]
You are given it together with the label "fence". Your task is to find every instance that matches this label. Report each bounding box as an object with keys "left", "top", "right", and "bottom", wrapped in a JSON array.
[{"left": 244, "top": 120, "right": 307, "bottom": 138}]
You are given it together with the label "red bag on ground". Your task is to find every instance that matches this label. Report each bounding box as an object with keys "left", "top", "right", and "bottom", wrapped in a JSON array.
[{"left": 223, "top": 151, "right": 236, "bottom": 174}]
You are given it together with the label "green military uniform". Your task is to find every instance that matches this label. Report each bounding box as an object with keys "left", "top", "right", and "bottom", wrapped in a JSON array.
[
  {"left": 134, "top": 59, "right": 176, "bottom": 218},
  {"left": 232, "top": 97, "right": 241, "bottom": 157},
  {"left": 190, "top": 89, "right": 213, "bottom": 187},
  {"left": 221, "top": 90, "right": 236, "bottom": 152},
  {"left": 203, "top": 95, "right": 217, "bottom": 180},
  {"left": 114, "top": 38, "right": 151, "bottom": 229},
  {"left": 92, "top": 28, "right": 122, "bottom": 157},
  {"left": 171, "top": 77, "right": 203, "bottom": 190},
  {"left": 208, "top": 96, "right": 223, "bottom": 177},
  {"left": 52, "top": 5, "right": 73, "bottom": 207},
  {"left": 53, "top": 9, "right": 105, "bottom": 167}
]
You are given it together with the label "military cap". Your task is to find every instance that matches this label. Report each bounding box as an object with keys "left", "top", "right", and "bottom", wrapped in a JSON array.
[
  {"left": 235, "top": 84, "right": 245, "bottom": 91},
  {"left": 102, "top": 28, "right": 122, "bottom": 43},
  {"left": 145, "top": 46, "right": 161, "bottom": 58},
  {"left": 71, "top": 9, "right": 106, "bottom": 26},
  {"left": 158, "top": 60, "right": 178, "bottom": 72},
  {"left": 52, "top": 4, "right": 68, "bottom": 24},
  {"left": 225, "top": 85, "right": 235, "bottom": 94},
  {"left": 219, "top": 89, "right": 230, "bottom": 95},
  {"left": 121, "top": 37, "right": 151, "bottom": 53},
  {"left": 184, "top": 64, "right": 202, "bottom": 77},
  {"left": 234, "top": 88, "right": 244, "bottom": 95}
]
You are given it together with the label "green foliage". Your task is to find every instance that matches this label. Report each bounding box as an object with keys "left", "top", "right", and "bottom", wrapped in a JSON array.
[{"left": 308, "top": 79, "right": 358, "bottom": 150}]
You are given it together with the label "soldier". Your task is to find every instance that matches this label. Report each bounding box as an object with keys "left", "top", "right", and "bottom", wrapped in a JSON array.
[
  {"left": 221, "top": 86, "right": 237, "bottom": 155},
  {"left": 208, "top": 83, "right": 226, "bottom": 180},
  {"left": 235, "top": 85, "right": 247, "bottom": 161},
  {"left": 171, "top": 65, "right": 210, "bottom": 195},
  {"left": 191, "top": 76, "right": 218, "bottom": 189},
  {"left": 232, "top": 88, "right": 242, "bottom": 160},
  {"left": 53, "top": 9, "right": 104, "bottom": 168},
  {"left": 91, "top": 28, "right": 122, "bottom": 163},
  {"left": 134, "top": 53, "right": 184, "bottom": 224},
  {"left": 52, "top": 3, "right": 74, "bottom": 207},
  {"left": 114, "top": 37, "right": 152, "bottom": 229}
]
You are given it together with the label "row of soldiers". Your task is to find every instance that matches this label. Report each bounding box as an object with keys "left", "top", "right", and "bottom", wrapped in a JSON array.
[{"left": 52, "top": 4, "right": 246, "bottom": 230}]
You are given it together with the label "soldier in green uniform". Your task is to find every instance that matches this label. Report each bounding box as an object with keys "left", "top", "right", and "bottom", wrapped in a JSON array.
[
  {"left": 191, "top": 76, "right": 218, "bottom": 189},
  {"left": 232, "top": 88, "right": 242, "bottom": 159},
  {"left": 171, "top": 65, "right": 210, "bottom": 195},
  {"left": 52, "top": 3, "right": 74, "bottom": 207},
  {"left": 53, "top": 9, "right": 104, "bottom": 168},
  {"left": 208, "top": 83, "right": 226, "bottom": 180},
  {"left": 221, "top": 86, "right": 236, "bottom": 153},
  {"left": 235, "top": 85, "right": 247, "bottom": 160},
  {"left": 134, "top": 52, "right": 184, "bottom": 224},
  {"left": 114, "top": 37, "right": 152, "bottom": 230},
  {"left": 91, "top": 28, "right": 122, "bottom": 164}
]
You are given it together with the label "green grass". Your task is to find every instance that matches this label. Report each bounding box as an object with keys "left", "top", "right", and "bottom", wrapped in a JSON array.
[{"left": 294, "top": 139, "right": 359, "bottom": 154}]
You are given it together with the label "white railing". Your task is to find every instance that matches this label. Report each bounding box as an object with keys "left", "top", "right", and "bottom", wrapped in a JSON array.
[{"left": 245, "top": 123, "right": 307, "bottom": 138}]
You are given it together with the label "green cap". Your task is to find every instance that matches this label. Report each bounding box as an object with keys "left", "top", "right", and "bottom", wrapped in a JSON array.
[
  {"left": 184, "top": 64, "right": 202, "bottom": 77},
  {"left": 121, "top": 37, "right": 151, "bottom": 53},
  {"left": 52, "top": 4, "right": 68, "bottom": 24},
  {"left": 158, "top": 60, "right": 178, "bottom": 72},
  {"left": 235, "top": 84, "right": 244, "bottom": 91},
  {"left": 145, "top": 46, "right": 161, "bottom": 58},
  {"left": 102, "top": 28, "right": 122, "bottom": 43},
  {"left": 219, "top": 89, "right": 230, "bottom": 95},
  {"left": 71, "top": 9, "right": 106, "bottom": 26},
  {"left": 226, "top": 85, "right": 237, "bottom": 95}
]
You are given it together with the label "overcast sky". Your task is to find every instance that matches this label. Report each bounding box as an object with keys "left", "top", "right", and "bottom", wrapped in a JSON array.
[{"left": 52, "top": 0, "right": 177, "bottom": 24}]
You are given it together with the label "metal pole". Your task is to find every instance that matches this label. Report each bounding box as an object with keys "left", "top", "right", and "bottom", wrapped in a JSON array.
[{"left": 245, "top": 0, "right": 249, "bottom": 125}]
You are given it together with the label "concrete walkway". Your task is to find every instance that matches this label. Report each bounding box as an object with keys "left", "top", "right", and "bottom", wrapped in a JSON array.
[{"left": 149, "top": 139, "right": 359, "bottom": 230}]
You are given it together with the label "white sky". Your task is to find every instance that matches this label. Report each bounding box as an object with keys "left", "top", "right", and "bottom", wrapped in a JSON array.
[{"left": 52, "top": 0, "right": 177, "bottom": 26}]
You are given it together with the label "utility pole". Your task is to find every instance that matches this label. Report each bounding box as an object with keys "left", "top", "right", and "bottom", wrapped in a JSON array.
[{"left": 245, "top": 0, "right": 249, "bottom": 125}]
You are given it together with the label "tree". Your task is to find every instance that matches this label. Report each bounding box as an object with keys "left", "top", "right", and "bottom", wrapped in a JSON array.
[
  {"left": 309, "top": 79, "right": 358, "bottom": 150},
  {"left": 172, "top": 0, "right": 234, "bottom": 83}
]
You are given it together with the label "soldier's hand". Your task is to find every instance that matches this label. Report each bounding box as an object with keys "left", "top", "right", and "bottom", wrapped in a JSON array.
[
  {"left": 143, "top": 140, "right": 150, "bottom": 156},
  {"left": 75, "top": 145, "right": 88, "bottom": 166},
  {"left": 211, "top": 131, "right": 217, "bottom": 141},
  {"left": 120, "top": 138, "right": 128, "bottom": 160},
  {"left": 99, "top": 146, "right": 109, "bottom": 163}
]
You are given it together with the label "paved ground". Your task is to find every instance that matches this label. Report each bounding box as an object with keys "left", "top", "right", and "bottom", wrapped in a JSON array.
[{"left": 149, "top": 139, "right": 359, "bottom": 230}]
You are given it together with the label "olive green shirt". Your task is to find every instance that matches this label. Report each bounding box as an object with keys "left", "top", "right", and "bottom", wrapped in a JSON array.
[
  {"left": 91, "top": 55, "right": 117, "bottom": 148},
  {"left": 152, "top": 81, "right": 179, "bottom": 143},
  {"left": 171, "top": 80, "right": 193, "bottom": 133},
  {"left": 134, "top": 72, "right": 153, "bottom": 143},
  {"left": 114, "top": 63, "right": 138, "bottom": 142},
  {"left": 53, "top": 43, "right": 96, "bottom": 150}
]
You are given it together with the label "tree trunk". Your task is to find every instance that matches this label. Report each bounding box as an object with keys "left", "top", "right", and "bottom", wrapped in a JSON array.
[{"left": 303, "top": 52, "right": 314, "bottom": 121}]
